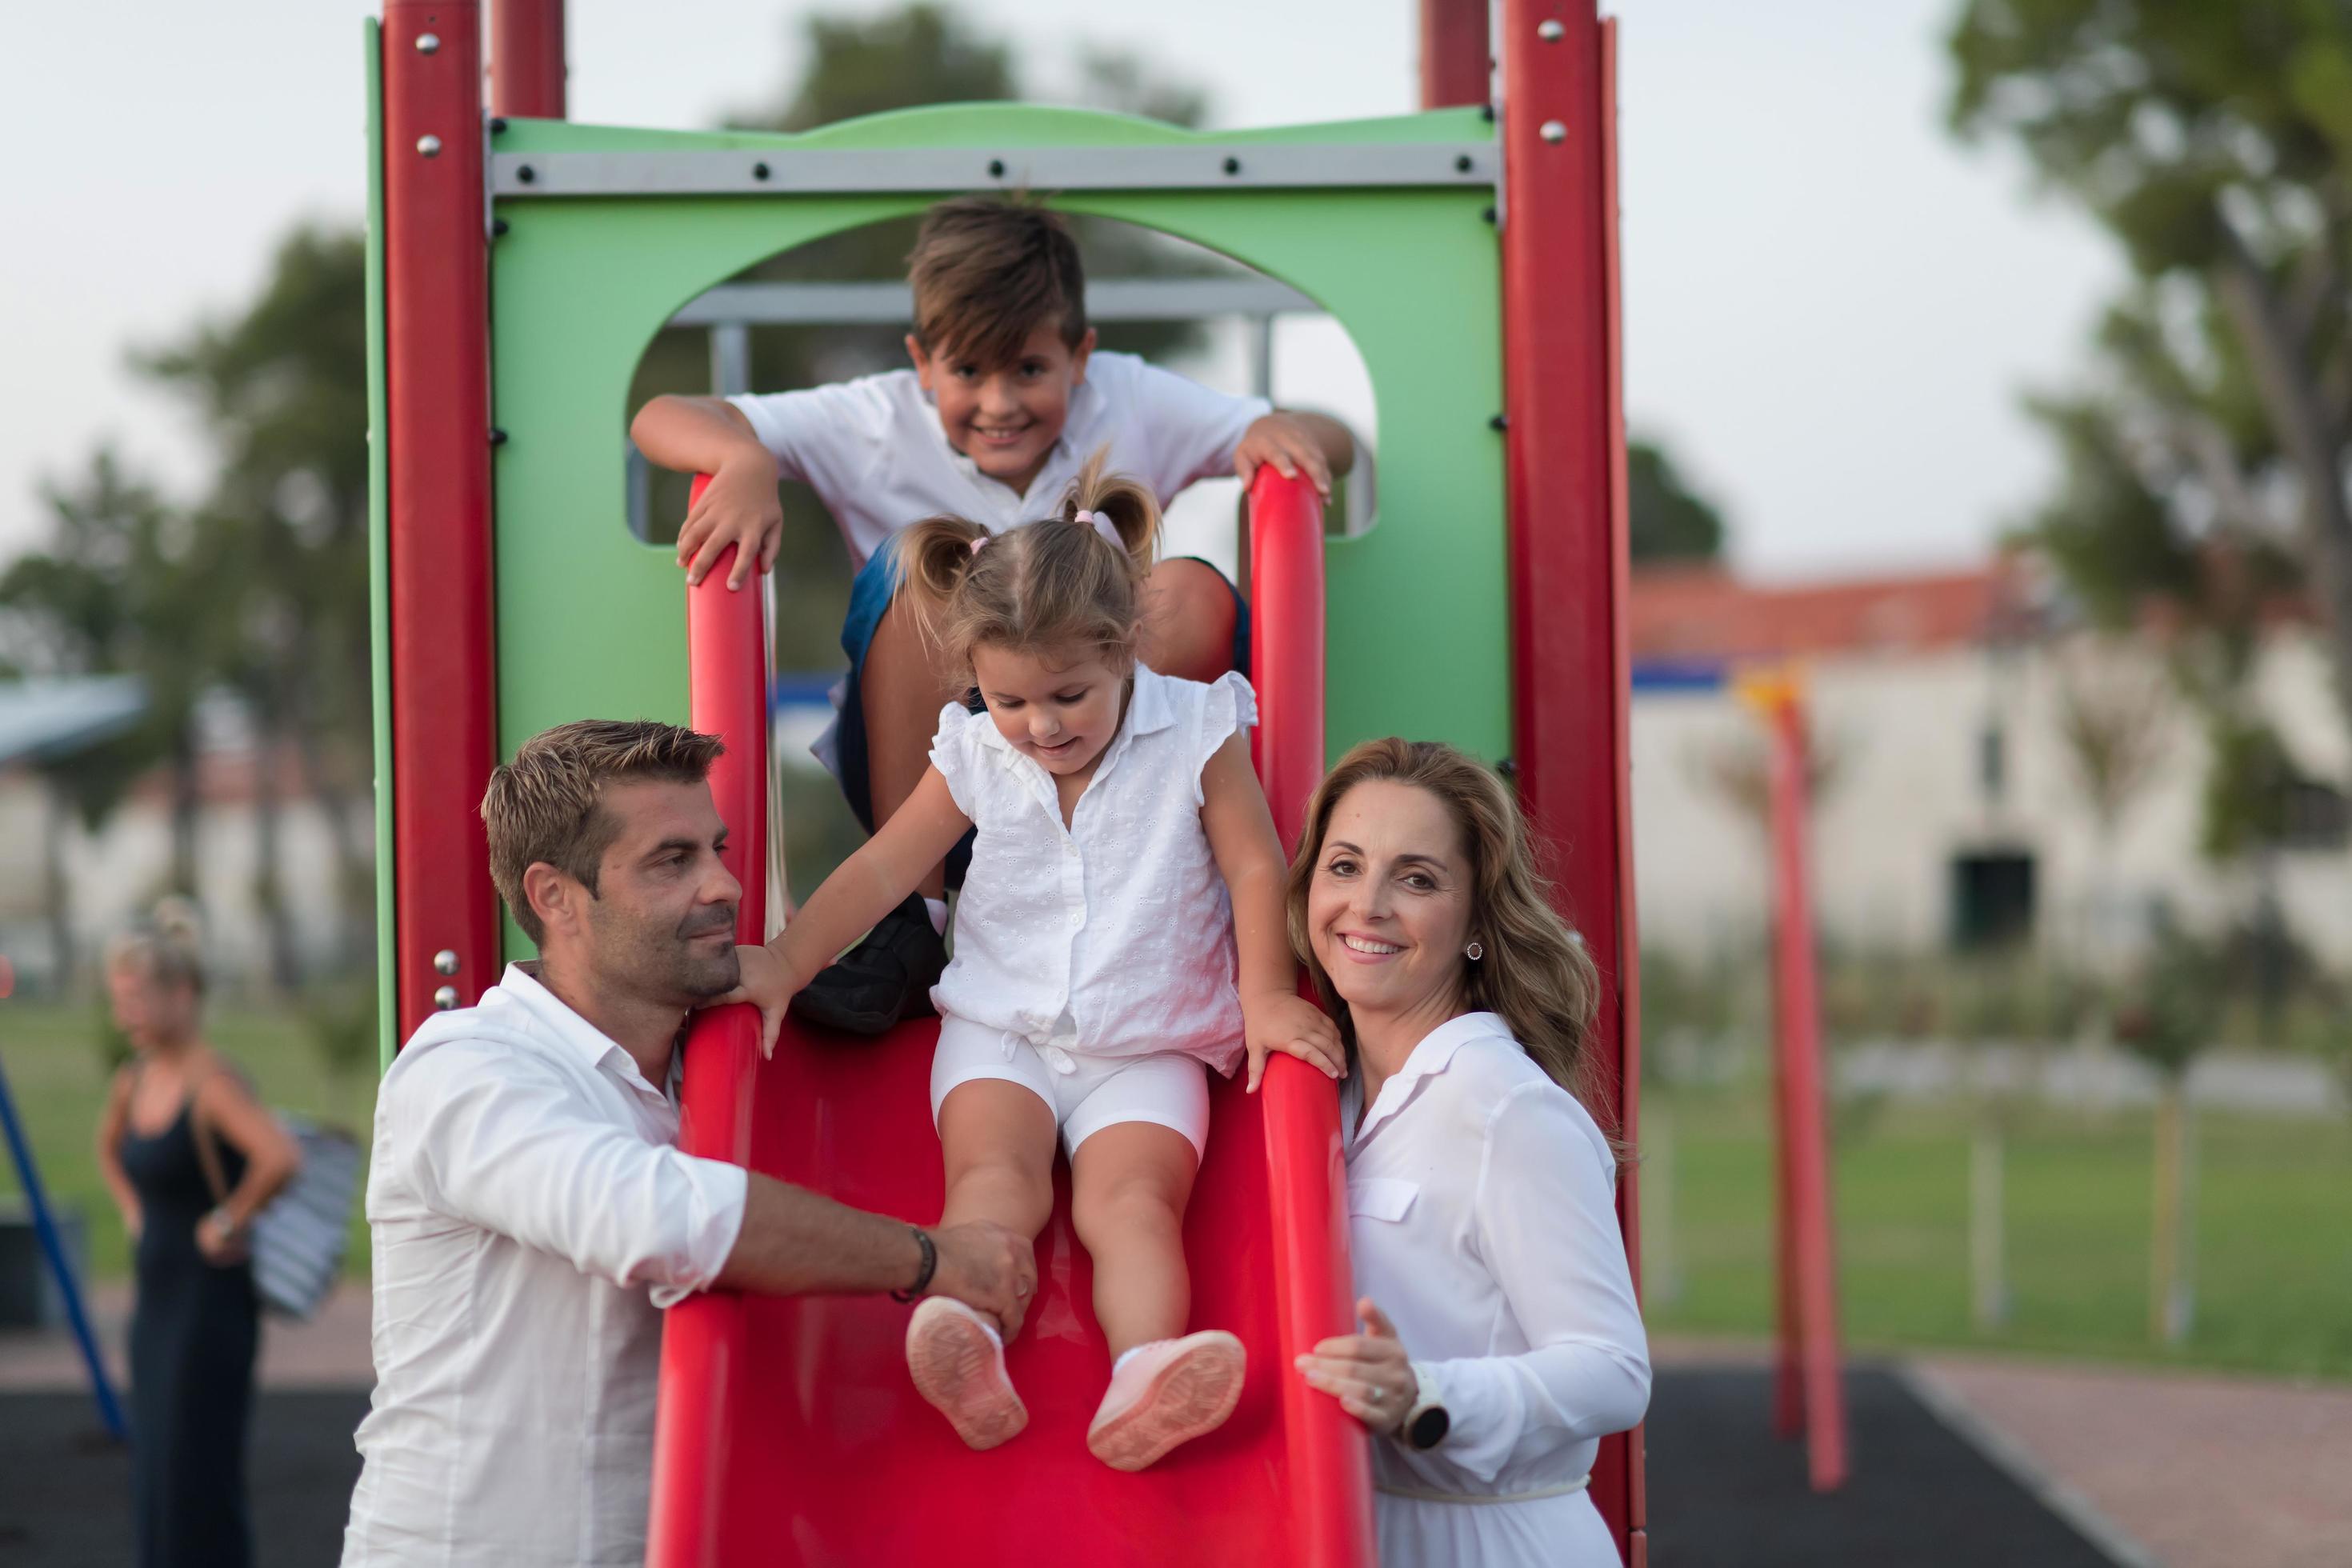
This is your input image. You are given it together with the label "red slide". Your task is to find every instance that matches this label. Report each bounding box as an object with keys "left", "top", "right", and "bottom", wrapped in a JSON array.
[{"left": 648, "top": 471, "right": 1373, "bottom": 1567}]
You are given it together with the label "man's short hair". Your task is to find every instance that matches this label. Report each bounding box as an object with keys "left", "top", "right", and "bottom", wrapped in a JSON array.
[
  {"left": 482, "top": 720, "right": 726, "bottom": 945},
  {"left": 906, "top": 194, "right": 1088, "bottom": 370}
]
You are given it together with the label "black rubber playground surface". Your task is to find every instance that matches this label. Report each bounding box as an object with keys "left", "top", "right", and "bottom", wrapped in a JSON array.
[{"left": 0, "top": 1367, "right": 2122, "bottom": 1565}]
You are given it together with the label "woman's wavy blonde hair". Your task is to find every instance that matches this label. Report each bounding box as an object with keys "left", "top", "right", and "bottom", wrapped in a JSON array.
[
  {"left": 1285, "top": 738, "right": 1609, "bottom": 1118},
  {"left": 898, "top": 447, "right": 1159, "bottom": 677}
]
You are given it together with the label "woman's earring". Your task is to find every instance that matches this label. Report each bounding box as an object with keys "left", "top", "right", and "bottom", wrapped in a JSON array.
[{"left": 1465, "top": 941, "right": 1484, "bottom": 962}]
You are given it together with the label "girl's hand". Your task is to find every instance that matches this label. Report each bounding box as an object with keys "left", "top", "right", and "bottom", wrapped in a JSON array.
[
  {"left": 122, "top": 1205, "right": 143, "bottom": 1246},
  {"left": 677, "top": 454, "right": 783, "bottom": 591},
  {"left": 1234, "top": 413, "right": 1334, "bottom": 498},
  {"left": 1296, "top": 1298, "right": 1414, "bottom": 1435},
  {"left": 702, "top": 943, "right": 800, "bottom": 1059},
  {"left": 1242, "top": 991, "right": 1345, "bottom": 1093}
]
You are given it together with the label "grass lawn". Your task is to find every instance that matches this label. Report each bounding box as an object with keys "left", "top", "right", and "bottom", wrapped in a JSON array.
[
  {"left": 11, "top": 995, "right": 2349, "bottom": 1382},
  {"left": 1642, "top": 1083, "right": 2352, "bottom": 1381},
  {"left": 1, "top": 1002, "right": 379, "bottom": 1279}
]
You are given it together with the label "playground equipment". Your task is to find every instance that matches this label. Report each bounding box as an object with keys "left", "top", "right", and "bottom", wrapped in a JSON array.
[
  {"left": 368, "top": 0, "right": 1642, "bottom": 1558},
  {"left": 0, "top": 1043, "right": 127, "bottom": 1441},
  {"left": 1639, "top": 660, "right": 1850, "bottom": 1494}
]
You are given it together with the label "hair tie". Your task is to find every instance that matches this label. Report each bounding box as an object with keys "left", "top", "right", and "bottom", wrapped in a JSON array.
[
  {"left": 1073, "top": 508, "right": 1122, "bottom": 550},
  {"left": 968, "top": 532, "right": 991, "bottom": 557}
]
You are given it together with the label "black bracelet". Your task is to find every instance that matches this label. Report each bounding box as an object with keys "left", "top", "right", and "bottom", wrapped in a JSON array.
[{"left": 890, "top": 1226, "right": 937, "bottom": 1303}]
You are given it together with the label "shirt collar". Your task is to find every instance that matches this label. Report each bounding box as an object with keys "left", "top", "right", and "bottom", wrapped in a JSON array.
[
  {"left": 1350, "top": 1010, "right": 1514, "bottom": 1149},
  {"left": 495, "top": 962, "right": 672, "bottom": 1102},
  {"left": 970, "top": 662, "right": 1178, "bottom": 766}
]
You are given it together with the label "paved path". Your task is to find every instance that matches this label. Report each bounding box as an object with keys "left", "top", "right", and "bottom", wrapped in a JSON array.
[
  {"left": 1918, "top": 1354, "right": 2352, "bottom": 1568},
  {"left": 0, "top": 1281, "right": 375, "bottom": 1392}
]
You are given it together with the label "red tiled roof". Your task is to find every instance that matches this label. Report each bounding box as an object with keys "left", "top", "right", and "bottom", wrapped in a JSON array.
[{"left": 1628, "top": 564, "right": 2007, "bottom": 663}]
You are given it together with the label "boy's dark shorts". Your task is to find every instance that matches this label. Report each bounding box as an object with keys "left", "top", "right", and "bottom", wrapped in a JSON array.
[{"left": 832, "top": 533, "right": 1252, "bottom": 888}]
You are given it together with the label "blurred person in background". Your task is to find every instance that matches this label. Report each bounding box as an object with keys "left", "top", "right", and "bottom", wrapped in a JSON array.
[
  {"left": 94, "top": 900, "right": 303, "bottom": 1568},
  {"left": 1288, "top": 740, "right": 1649, "bottom": 1568}
]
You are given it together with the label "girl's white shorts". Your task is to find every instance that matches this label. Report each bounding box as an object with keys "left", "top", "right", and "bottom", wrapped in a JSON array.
[{"left": 930, "top": 1015, "right": 1211, "bottom": 1160}]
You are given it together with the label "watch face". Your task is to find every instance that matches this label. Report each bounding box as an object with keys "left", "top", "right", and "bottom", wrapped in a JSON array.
[{"left": 1410, "top": 1406, "right": 1450, "bottom": 1450}]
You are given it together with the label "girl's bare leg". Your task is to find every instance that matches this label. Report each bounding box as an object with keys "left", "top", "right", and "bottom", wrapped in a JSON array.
[{"left": 1070, "top": 1122, "right": 1199, "bottom": 1357}]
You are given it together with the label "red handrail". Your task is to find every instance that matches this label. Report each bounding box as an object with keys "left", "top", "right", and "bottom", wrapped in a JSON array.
[
  {"left": 648, "top": 478, "right": 766, "bottom": 1566},
  {"left": 1246, "top": 469, "right": 1371, "bottom": 1566}
]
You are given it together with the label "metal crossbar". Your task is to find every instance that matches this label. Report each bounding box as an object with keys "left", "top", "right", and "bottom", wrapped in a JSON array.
[{"left": 491, "top": 142, "right": 1497, "bottom": 198}]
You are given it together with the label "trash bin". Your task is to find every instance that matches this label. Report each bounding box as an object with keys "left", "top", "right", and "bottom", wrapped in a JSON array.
[{"left": 0, "top": 1199, "right": 90, "bottom": 1330}]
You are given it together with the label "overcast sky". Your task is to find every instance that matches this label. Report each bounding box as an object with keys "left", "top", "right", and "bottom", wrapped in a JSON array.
[{"left": 3, "top": 0, "right": 2121, "bottom": 580}]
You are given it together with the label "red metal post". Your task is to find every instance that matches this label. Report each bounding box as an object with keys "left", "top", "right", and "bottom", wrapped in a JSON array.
[
  {"left": 1419, "top": 0, "right": 1492, "bottom": 110},
  {"left": 1498, "top": 0, "right": 1642, "bottom": 1553},
  {"left": 1763, "top": 691, "right": 1849, "bottom": 1491},
  {"left": 383, "top": 0, "right": 499, "bottom": 1045},
  {"left": 490, "top": 0, "right": 567, "bottom": 118}
]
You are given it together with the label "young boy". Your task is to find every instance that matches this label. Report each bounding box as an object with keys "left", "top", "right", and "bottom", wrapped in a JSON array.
[{"left": 631, "top": 195, "right": 1350, "bottom": 1033}]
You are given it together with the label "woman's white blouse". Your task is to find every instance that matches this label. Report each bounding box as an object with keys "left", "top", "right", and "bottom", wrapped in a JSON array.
[
  {"left": 1344, "top": 1011, "right": 1650, "bottom": 1565},
  {"left": 927, "top": 665, "right": 1255, "bottom": 1074}
]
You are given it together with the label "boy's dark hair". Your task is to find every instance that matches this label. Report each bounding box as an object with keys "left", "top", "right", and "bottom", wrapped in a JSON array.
[
  {"left": 481, "top": 719, "right": 726, "bottom": 945},
  {"left": 906, "top": 195, "right": 1089, "bottom": 370}
]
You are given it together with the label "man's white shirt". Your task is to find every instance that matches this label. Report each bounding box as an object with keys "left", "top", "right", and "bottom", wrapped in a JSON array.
[{"left": 342, "top": 965, "right": 749, "bottom": 1567}]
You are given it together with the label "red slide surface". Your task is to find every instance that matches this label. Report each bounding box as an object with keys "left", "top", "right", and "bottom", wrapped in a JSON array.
[{"left": 649, "top": 471, "right": 1373, "bottom": 1567}]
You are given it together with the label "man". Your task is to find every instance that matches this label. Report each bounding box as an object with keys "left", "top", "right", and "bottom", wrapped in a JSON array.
[{"left": 342, "top": 721, "right": 1033, "bottom": 1565}]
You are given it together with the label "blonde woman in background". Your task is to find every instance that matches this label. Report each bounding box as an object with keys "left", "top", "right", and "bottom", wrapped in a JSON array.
[
  {"left": 1287, "top": 740, "right": 1650, "bottom": 1567},
  {"left": 94, "top": 902, "right": 301, "bottom": 1568}
]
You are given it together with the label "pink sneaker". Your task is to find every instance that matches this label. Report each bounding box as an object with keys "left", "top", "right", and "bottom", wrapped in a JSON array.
[
  {"left": 1086, "top": 1330, "right": 1246, "bottom": 1471},
  {"left": 906, "top": 1297, "right": 1027, "bottom": 1450}
]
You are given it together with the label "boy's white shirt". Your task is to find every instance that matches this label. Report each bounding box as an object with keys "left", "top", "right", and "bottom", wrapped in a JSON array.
[{"left": 727, "top": 350, "right": 1270, "bottom": 567}]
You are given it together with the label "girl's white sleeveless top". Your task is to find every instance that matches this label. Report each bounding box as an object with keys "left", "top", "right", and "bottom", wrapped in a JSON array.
[{"left": 927, "top": 665, "right": 1257, "bottom": 1074}]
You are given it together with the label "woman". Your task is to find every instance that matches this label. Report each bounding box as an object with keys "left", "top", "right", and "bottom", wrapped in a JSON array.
[
  {"left": 1288, "top": 740, "right": 1650, "bottom": 1566},
  {"left": 94, "top": 902, "right": 301, "bottom": 1568}
]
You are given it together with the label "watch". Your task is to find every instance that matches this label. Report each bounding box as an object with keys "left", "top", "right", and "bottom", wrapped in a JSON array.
[{"left": 1401, "top": 1362, "right": 1450, "bottom": 1452}]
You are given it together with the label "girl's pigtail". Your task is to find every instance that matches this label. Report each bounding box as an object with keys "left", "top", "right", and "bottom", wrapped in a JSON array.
[
  {"left": 899, "top": 514, "right": 993, "bottom": 606},
  {"left": 1063, "top": 445, "right": 1159, "bottom": 585}
]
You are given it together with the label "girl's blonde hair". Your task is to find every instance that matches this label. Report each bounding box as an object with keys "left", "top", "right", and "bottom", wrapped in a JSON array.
[
  {"left": 899, "top": 447, "right": 1160, "bottom": 675},
  {"left": 106, "top": 896, "right": 207, "bottom": 997},
  {"left": 1285, "top": 738, "right": 1609, "bottom": 1120}
]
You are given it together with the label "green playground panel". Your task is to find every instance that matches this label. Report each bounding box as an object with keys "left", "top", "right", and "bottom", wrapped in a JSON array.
[{"left": 466, "top": 103, "right": 1507, "bottom": 963}]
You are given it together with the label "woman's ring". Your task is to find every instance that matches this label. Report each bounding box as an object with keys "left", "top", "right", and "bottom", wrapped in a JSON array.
[{"left": 1368, "top": 1385, "right": 1385, "bottom": 1405}]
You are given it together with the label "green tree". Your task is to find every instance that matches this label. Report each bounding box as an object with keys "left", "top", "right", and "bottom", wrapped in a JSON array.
[
  {"left": 1950, "top": 0, "right": 2352, "bottom": 735},
  {"left": 0, "top": 451, "right": 222, "bottom": 984},
  {"left": 1627, "top": 437, "right": 1728, "bottom": 563},
  {"left": 141, "top": 225, "right": 376, "bottom": 989}
]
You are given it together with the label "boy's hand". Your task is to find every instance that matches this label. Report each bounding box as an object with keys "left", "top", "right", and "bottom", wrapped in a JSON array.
[
  {"left": 677, "top": 454, "right": 784, "bottom": 592},
  {"left": 1242, "top": 990, "right": 1345, "bottom": 1093},
  {"left": 702, "top": 942, "right": 802, "bottom": 1059},
  {"left": 1234, "top": 413, "right": 1334, "bottom": 498}
]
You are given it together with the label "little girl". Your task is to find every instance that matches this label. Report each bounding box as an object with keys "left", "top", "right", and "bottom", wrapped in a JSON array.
[{"left": 727, "top": 454, "right": 1344, "bottom": 1470}]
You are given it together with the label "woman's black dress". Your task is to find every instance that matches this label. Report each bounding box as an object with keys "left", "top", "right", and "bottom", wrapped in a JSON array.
[{"left": 118, "top": 1091, "right": 258, "bottom": 1568}]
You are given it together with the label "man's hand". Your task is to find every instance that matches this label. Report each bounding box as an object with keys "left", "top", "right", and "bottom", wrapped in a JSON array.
[
  {"left": 676, "top": 453, "right": 784, "bottom": 591},
  {"left": 1242, "top": 990, "right": 1346, "bottom": 1093},
  {"left": 926, "top": 1220, "right": 1038, "bottom": 1339},
  {"left": 1234, "top": 412, "right": 1334, "bottom": 498},
  {"left": 702, "top": 943, "right": 802, "bottom": 1058}
]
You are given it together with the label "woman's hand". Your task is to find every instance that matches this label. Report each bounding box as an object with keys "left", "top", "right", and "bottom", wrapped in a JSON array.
[
  {"left": 1296, "top": 1298, "right": 1415, "bottom": 1435},
  {"left": 195, "top": 1209, "right": 249, "bottom": 1266},
  {"left": 676, "top": 453, "right": 783, "bottom": 591},
  {"left": 701, "top": 942, "right": 802, "bottom": 1059},
  {"left": 1242, "top": 990, "right": 1346, "bottom": 1093},
  {"left": 122, "top": 1204, "right": 144, "bottom": 1246}
]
